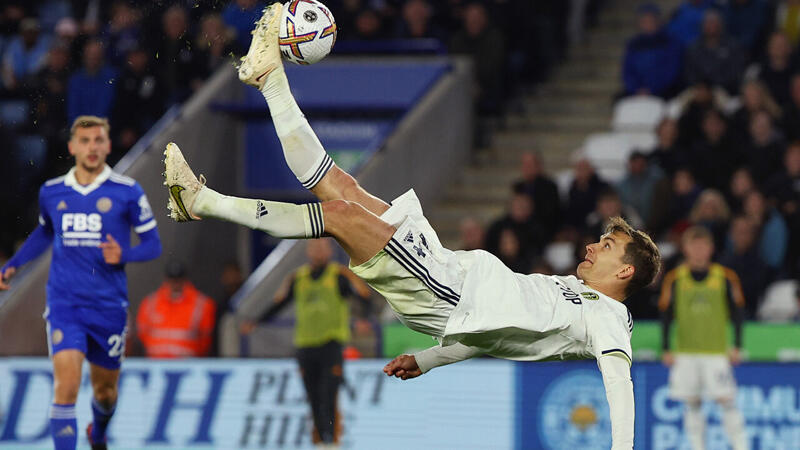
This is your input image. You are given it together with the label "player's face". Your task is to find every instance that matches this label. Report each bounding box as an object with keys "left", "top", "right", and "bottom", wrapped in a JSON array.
[
  {"left": 69, "top": 126, "right": 111, "bottom": 172},
  {"left": 577, "top": 232, "right": 633, "bottom": 282},
  {"left": 307, "top": 238, "right": 332, "bottom": 268},
  {"left": 682, "top": 237, "right": 713, "bottom": 268}
]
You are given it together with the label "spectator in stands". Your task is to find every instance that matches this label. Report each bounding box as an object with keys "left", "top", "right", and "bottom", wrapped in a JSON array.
[
  {"left": 352, "top": 8, "right": 387, "bottom": 40},
  {"left": 743, "top": 189, "right": 789, "bottom": 272},
  {"left": 648, "top": 118, "right": 687, "bottom": 177},
  {"left": 617, "top": 151, "right": 662, "bottom": 226},
  {"left": 722, "top": 0, "right": 770, "bottom": 57},
  {"left": 394, "top": 0, "right": 444, "bottom": 41},
  {"left": 496, "top": 227, "right": 532, "bottom": 273},
  {"left": 731, "top": 79, "right": 782, "bottom": 136},
  {"left": 764, "top": 143, "right": 800, "bottom": 272},
  {"left": 675, "top": 81, "right": 728, "bottom": 146},
  {"left": 690, "top": 109, "right": 745, "bottom": 191},
  {"left": 727, "top": 167, "right": 756, "bottom": 214},
  {"left": 458, "top": 217, "right": 485, "bottom": 251},
  {"left": 449, "top": 1, "right": 506, "bottom": 116},
  {"left": 66, "top": 39, "right": 117, "bottom": 124},
  {"left": 101, "top": 2, "right": 141, "bottom": 68},
  {"left": 719, "top": 215, "right": 770, "bottom": 318},
  {"left": 688, "top": 188, "right": 731, "bottom": 253},
  {"left": 685, "top": 9, "right": 747, "bottom": 95},
  {"left": 31, "top": 44, "right": 71, "bottom": 176},
  {"left": 485, "top": 188, "right": 546, "bottom": 262},
  {"left": 667, "top": 0, "right": 714, "bottom": 46},
  {"left": 564, "top": 157, "right": 609, "bottom": 232},
  {"left": 584, "top": 188, "right": 643, "bottom": 239},
  {"left": 782, "top": 74, "right": 800, "bottom": 141},
  {"left": 745, "top": 110, "right": 786, "bottom": 184},
  {"left": 516, "top": 152, "right": 560, "bottom": 239},
  {"left": 747, "top": 32, "right": 796, "bottom": 107},
  {"left": 112, "top": 46, "right": 165, "bottom": 154},
  {"left": 773, "top": 0, "right": 800, "bottom": 47},
  {"left": 1, "top": 18, "right": 50, "bottom": 90},
  {"left": 222, "top": 0, "right": 264, "bottom": 50},
  {"left": 151, "top": 5, "right": 205, "bottom": 105},
  {"left": 196, "top": 13, "right": 237, "bottom": 73},
  {"left": 53, "top": 16, "right": 81, "bottom": 64},
  {"left": 668, "top": 168, "right": 703, "bottom": 226},
  {"left": 622, "top": 3, "right": 683, "bottom": 98},
  {"left": 137, "top": 261, "right": 217, "bottom": 358},
  {"left": 240, "top": 238, "right": 372, "bottom": 447}
]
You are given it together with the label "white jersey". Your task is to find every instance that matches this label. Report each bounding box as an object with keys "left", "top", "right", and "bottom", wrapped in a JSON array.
[{"left": 443, "top": 251, "right": 634, "bottom": 365}]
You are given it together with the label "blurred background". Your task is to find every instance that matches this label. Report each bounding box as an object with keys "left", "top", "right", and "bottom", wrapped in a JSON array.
[{"left": 0, "top": 0, "right": 799, "bottom": 448}]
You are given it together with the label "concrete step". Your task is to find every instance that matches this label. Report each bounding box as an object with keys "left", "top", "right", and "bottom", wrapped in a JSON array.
[
  {"left": 427, "top": 202, "right": 505, "bottom": 225},
  {"left": 539, "top": 78, "right": 621, "bottom": 97},
  {"left": 525, "top": 95, "right": 613, "bottom": 115},
  {"left": 506, "top": 113, "right": 609, "bottom": 133},
  {"left": 491, "top": 130, "right": 587, "bottom": 153},
  {"left": 553, "top": 63, "right": 620, "bottom": 82}
]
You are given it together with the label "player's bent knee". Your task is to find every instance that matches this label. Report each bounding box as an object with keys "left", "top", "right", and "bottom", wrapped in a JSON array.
[{"left": 53, "top": 379, "right": 81, "bottom": 403}]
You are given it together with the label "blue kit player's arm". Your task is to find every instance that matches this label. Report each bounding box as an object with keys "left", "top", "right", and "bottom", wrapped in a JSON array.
[
  {"left": 2, "top": 187, "right": 55, "bottom": 275},
  {"left": 121, "top": 183, "right": 162, "bottom": 263}
]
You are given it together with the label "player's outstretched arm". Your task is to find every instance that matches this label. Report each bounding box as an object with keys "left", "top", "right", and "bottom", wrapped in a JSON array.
[
  {"left": 598, "top": 355, "right": 635, "bottom": 450},
  {"left": 0, "top": 224, "right": 54, "bottom": 290},
  {"left": 384, "top": 342, "right": 484, "bottom": 380}
]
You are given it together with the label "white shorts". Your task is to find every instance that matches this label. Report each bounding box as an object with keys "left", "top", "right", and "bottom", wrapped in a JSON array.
[
  {"left": 669, "top": 354, "right": 737, "bottom": 401},
  {"left": 350, "top": 189, "right": 469, "bottom": 338}
]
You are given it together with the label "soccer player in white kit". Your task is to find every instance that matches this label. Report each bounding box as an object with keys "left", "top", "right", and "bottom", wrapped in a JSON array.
[{"left": 162, "top": 4, "right": 662, "bottom": 449}]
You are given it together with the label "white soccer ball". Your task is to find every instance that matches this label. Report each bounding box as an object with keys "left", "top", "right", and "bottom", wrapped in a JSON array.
[{"left": 278, "top": 0, "right": 337, "bottom": 65}]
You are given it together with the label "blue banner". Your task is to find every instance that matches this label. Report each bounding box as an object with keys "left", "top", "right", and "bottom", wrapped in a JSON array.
[{"left": 516, "top": 361, "right": 800, "bottom": 449}]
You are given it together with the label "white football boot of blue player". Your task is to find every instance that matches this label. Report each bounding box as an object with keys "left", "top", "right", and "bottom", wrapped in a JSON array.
[
  {"left": 238, "top": 2, "right": 284, "bottom": 89},
  {"left": 163, "top": 142, "right": 205, "bottom": 222}
]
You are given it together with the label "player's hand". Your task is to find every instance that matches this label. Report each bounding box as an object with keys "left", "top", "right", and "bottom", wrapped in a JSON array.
[
  {"left": 0, "top": 266, "right": 16, "bottom": 290},
  {"left": 661, "top": 351, "right": 674, "bottom": 367},
  {"left": 99, "top": 234, "right": 122, "bottom": 265},
  {"left": 239, "top": 320, "right": 257, "bottom": 335},
  {"left": 383, "top": 354, "right": 422, "bottom": 380},
  {"left": 729, "top": 348, "right": 742, "bottom": 365}
]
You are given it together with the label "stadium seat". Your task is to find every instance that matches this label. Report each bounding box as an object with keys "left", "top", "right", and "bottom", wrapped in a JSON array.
[
  {"left": 544, "top": 241, "right": 576, "bottom": 274},
  {"left": 554, "top": 168, "right": 574, "bottom": 201},
  {"left": 757, "top": 279, "right": 799, "bottom": 322},
  {"left": 0, "top": 100, "right": 30, "bottom": 130},
  {"left": 14, "top": 135, "right": 48, "bottom": 168},
  {"left": 581, "top": 132, "right": 656, "bottom": 182},
  {"left": 611, "top": 96, "right": 665, "bottom": 132}
]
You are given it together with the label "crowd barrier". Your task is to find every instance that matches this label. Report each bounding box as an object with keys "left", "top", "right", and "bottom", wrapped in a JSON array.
[{"left": 1, "top": 359, "right": 798, "bottom": 449}]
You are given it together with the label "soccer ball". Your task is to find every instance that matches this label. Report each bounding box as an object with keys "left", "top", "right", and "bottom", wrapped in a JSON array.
[{"left": 278, "top": 0, "right": 337, "bottom": 65}]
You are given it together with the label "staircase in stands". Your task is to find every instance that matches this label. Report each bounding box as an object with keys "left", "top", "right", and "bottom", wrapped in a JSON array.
[{"left": 430, "top": 0, "right": 682, "bottom": 249}]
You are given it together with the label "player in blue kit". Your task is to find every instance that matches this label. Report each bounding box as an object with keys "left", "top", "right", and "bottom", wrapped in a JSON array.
[{"left": 0, "top": 116, "right": 162, "bottom": 450}]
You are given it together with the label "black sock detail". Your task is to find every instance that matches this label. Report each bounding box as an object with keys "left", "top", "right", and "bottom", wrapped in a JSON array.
[{"left": 301, "top": 155, "right": 334, "bottom": 189}]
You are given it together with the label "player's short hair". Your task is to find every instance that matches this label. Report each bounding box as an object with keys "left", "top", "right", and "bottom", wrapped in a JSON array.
[
  {"left": 604, "top": 217, "right": 661, "bottom": 298},
  {"left": 70, "top": 115, "right": 110, "bottom": 138},
  {"left": 681, "top": 225, "right": 713, "bottom": 246}
]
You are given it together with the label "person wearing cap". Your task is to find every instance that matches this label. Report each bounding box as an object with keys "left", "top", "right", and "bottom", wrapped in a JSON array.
[
  {"left": 136, "top": 261, "right": 216, "bottom": 358},
  {"left": 622, "top": 3, "right": 683, "bottom": 98}
]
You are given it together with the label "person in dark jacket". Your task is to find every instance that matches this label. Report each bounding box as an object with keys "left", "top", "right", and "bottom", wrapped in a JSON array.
[{"left": 622, "top": 4, "right": 683, "bottom": 97}]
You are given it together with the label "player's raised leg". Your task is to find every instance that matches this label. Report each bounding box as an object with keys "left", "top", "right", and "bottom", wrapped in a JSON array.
[
  {"left": 237, "top": 3, "right": 388, "bottom": 215},
  {"left": 51, "top": 350, "right": 83, "bottom": 450},
  {"left": 86, "top": 364, "right": 119, "bottom": 450},
  {"left": 164, "top": 143, "right": 394, "bottom": 265}
]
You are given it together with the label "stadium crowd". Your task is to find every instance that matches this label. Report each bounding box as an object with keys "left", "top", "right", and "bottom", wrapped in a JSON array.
[
  {"left": 461, "top": 0, "right": 800, "bottom": 322},
  {"left": 0, "top": 0, "right": 592, "bottom": 268}
]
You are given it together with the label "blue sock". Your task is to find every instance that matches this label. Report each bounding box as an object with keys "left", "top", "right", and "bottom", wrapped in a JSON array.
[
  {"left": 90, "top": 397, "right": 115, "bottom": 443},
  {"left": 50, "top": 403, "right": 77, "bottom": 450}
]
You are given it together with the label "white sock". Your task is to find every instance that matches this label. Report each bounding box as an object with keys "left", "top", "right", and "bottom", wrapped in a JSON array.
[
  {"left": 721, "top": 402, "right": 749, "bottom": 450},
  {"left": 684, "top": 402, "right": 706, "bottom": 450},
  {"left": 194, "top": 186, "right": 324, "bottom": 238},
  {"left": 261, "top": 69, "right": 334, "bottom": 189}
]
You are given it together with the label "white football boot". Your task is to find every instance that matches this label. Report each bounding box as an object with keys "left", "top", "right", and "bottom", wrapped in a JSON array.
[
  {"left": 163, "top": 142, "right": 205, "bottom": 222},
  {"left": 238, "top": 2, "right": 284, "bottom": 89}
]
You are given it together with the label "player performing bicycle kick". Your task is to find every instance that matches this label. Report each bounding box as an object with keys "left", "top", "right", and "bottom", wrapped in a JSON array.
[{"left": 163, "top": 4, "right": 660, "bottom": 448}]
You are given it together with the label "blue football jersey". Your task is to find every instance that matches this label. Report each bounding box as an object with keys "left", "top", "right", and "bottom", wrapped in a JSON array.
[{"left": 39, "top": 165, "right": 157, "bottom": 309}]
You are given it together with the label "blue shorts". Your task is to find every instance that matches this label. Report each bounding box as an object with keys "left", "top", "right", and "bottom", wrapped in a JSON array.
[{"left": 44, "top": 303, "right": 128, "bottom": 370}]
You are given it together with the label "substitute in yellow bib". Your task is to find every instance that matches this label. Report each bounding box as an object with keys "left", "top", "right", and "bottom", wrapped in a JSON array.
[
  {"left": 659, "top": 226, "right": 748, "bottom": 450},
  {"left": 242, "top": 238, "right": 371, "bottom": 447}
]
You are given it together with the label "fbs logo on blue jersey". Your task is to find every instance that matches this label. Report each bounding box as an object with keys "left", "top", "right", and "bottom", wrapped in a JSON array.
[{"left": 539, "top": 370, "right": 612, "bottom": 450}]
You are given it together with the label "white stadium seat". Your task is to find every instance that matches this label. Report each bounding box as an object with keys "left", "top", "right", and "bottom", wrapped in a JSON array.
[
  {"left": 757, "top": 279, "right": 799, "bottom": 322},
  {"left": 611, "top": 96, "right": 665, "bottom": 132},
  {"left": 581, "top": 132, "right": 657, "bottom": 183},
  {"left": 544, "top": 242, "right": 576, "bottom": 274}
]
